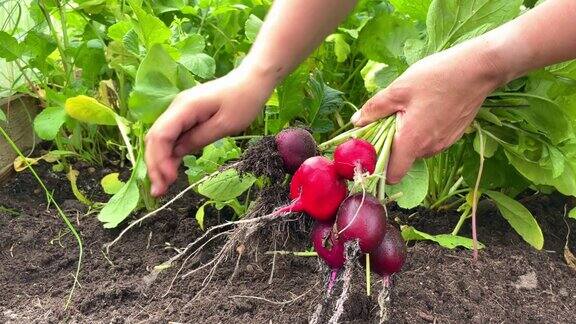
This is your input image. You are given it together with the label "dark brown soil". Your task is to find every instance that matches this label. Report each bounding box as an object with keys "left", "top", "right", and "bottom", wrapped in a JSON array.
[{"left": 1, "top": 162, "right": 575, "bottom": 323}]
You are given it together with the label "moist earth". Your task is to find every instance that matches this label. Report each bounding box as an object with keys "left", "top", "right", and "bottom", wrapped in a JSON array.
[{"left": 0, "top": 162, "right": 575, "bottom": 323}]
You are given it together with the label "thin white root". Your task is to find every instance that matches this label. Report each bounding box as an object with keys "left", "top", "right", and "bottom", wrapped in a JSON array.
[
  {"left": 328, "top": 241, "right": 360, "bottom": 324},
  {"left": 378, "top": 276, "right": 392, "bottom": 323},
  {"left": 104, "top": 166, "right": 237, "bottom": 253}
]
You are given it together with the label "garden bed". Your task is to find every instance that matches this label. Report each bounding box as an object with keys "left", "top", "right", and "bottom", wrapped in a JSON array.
[{"left": 0, "top": 163, "right": 575, "bottom": 323}]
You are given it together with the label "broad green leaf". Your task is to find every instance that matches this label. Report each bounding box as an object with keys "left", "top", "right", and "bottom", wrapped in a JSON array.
[
  {"left": 473, "top": 131, "right": 498, "bottom": 158},
  {"left": 485, "top": 190, "right": 544, "bottom": 249},
  {"left": 184, "top": 138, "right": 242, "bottom": 183},
  {"left": 101, "top": 173, "right": 126, "bottom": 195},
  {"left": 0, "top": 31, "right": 22, "bottom": 62},
  {"left": 107, "top": 21, "right": 132, "bottom": 42},
  {"left": 0, "top": 109, "right": 6, "bottom": 122},
  {"left": 569, "top": 207, "right": 576, "bottom": 220},
  {"left": 67, "top": 168, "right": 92, "bottom": 206},
  {"left": 361, "top": 61, "right": 400, "bottom": 93},
  {"left": 387, "top": 159, "right": 429, "bottom": 209},
  {"left": 506, "top": 98, "right": 573, "bottom": 145},
  {"left": 97, "top": 154, "right": 145, "bottom": 228},
  {"left": 358, "top": 11, "right": 417, "bottom": 66},
  {"left": 97, "top": 179, "right": 140, "bottom": 228},
  {"left": 130, "top": 2, "right": 171, "bottom": 49},
  {"left": 503, "top": 144, "right": 576, "bottom": 196},
  {"left": 307, "top": 74, "right": 344, "bottom": 123},
  {"left": 547, "top": 60, "right": 576, "bottom": 81},
  {"left": 326, "top": 34, "right": 350, "bottom": 63},
  {"left": 390, "top": 0, "right": 432, "bottom": 21},
  {"left": 276, "top": 67, "right": 307, "bottom": 131},
  {"left": 425, "top": 0, "right": 522, "bottom": 54},
  {"left": 195, "top": 202, "right": 208, "bottom": 230},
  {"left": 33, "top": 106, "right": 67, "bottom": 140},
  {"left": 245, "top": 14, "right": 263, "bottom": 43},
  {"left": 179, "top": 53, "right": 215, "bottom": 79},
  {"left": 123, "top": 29, "right": 140, "bottom": 54},
  {"left": 129, "top": 44, "right": 183, "bottom": 123},
  {"left": 177, "top": 34, "right": 205, "bottom": 54},
  {"left": 401, "top": 226, "right": 485, "bottom": 250},
  {"left": 403, "top": 38, "right": 425, "bottom": 65},
  {"left": 197, "top": 169, "right": 256, "bottom": 202},
  {"left": 65, "top": 95, "right": 117, "bottom": 125}
]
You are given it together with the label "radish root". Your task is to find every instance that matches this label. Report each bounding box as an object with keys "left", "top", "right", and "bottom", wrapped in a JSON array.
[{"left": 378, "top": 275, "right": 392, "bottom": 323}]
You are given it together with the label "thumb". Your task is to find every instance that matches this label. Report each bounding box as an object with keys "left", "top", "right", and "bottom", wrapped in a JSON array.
[{"left": 351, "top": 88, "right": 406, "bottom": 127}]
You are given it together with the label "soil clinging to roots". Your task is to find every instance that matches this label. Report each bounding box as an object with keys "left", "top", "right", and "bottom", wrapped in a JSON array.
[{"left": 236, "top": 136, "right": 286, "bottom": 182}]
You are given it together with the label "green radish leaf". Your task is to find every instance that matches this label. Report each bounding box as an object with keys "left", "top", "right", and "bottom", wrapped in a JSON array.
[
  {"left": 403, "top": 38, "right": 425, "bottom": 65},
  {"left": 275, "top": 67, "right": 307, "bottom": 133},
  {"left": 0, "top": 31, "right": 22, "bottom": 62},
  {"left": 65, "top": 95, "right": 118, "bottom": 125},
  {"left": 547, "top": 60, "right": 576, "bottom": 81},
  {"left": 123, "top": 29, "right": 140, "bottom": 55},
  {"left": 245, "top": 14, "right": 263, "bottom": 43},
  {"left": 569, "top": 207, "right": 576, "bottom": 220},
  {"left": 129, "top": 1, "right": 171, "bottom": 49},
  {"left": 389, "top": 0, "right": 432, "bottom": 21},
  {"left": 198, "top": 169, "right": 256, "bottom": 202},
  {"left": 387, "top": 159, "right": 429, "bottom": 209},
  {"left": 101, "top": 173, "right": 125, "bottom": 195},
  {"left": 97, "top": 154, "right": 146, "bottom": 228},
  {"left": 129, "top": 44, "right": 191, "bottom": 124},
  {"left": 195, "top": 202, "right": 209, "bottom": 230},
  {"left": 0, "top": 109, "right": 6, "bottom": 122},
  {"left": 401, "top": 226, "right": 485, "bottom": 250},
  {"left": 108, "top": 21, "right": 132, "bottom": 42},
  {"left": 358, "top": 11, "right": 417, "bottom": 66},
  {"left": 326, "top": 34, "right": 350, "bottom": 63},
  {"left": 179, "top": 53, "right": 215, "bottom": 79},
  {"left": 473, "top": 131, "right": 498, "bottom": 158},
  {"left": 425, "top": 0, "right": 522, "bottom": 54},
  {"left": 33, "top": 106, "right": 68, "bottom": 140},
  {"left": 485, "top": 190, "right": 544, "bottom": 249},
  {"left": 176, "top": 34, "right": 205, "bottom": 54},
  {"left": 98, "top": 179, "right": 140, "bottom": 228},
  {"left": 361, "top": 61, "right": 401, "bottom": 93}
]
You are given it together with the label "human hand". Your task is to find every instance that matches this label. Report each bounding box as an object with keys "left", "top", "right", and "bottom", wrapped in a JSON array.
[
  {"left": 351, "top": 41, "right": 507, "bottom": 184},
  {"left": 145, "top": 67, "right": 276, "bottom": 197}
]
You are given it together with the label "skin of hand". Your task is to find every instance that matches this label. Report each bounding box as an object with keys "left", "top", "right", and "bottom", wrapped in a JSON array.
[
  {"left": 351, "top": 0, "right": 576, "bottom": 184},
  {"left": 145, "top": 68, "right": 276, "bottom": 196}
]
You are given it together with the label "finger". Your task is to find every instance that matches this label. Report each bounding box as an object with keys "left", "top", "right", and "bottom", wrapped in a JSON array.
[
  {"left": 351, "top": 88, "right": 406, "bottom": 127},
  {"left": 145, "top": 92, "right": 211, "bottom": 196},
  {"left": 386, "top": 119, "right": 417, "bottom": 184},
  {"left": 174, "top": 113, "right": 229, "bottom": 157}
]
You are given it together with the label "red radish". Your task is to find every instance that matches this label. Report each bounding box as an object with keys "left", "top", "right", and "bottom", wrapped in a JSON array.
[
  {"left": 336, "top": 193, "right": 387, "bottom": 253},
  {"left": 275, "top": 128, "right": 318, "bottom": 173},
  {"left": 311, "top": 222, "right": 345, "bottom": 269},
  {"left": 370, "top": 225, "right": 407, "bottom": 276},
  {"left": 276, "top": 156, "right": 347, "bottom": 221},
  {"left": 333, "top": 138, "right": 377, "bottom": 180}
]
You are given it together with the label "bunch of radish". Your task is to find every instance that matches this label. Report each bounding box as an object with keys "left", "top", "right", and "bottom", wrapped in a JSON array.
[{"left": 273, "top": 126, "right": 406, "bottom": 323}]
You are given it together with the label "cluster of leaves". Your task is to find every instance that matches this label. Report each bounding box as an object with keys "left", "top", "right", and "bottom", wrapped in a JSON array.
[{"left": 357, "top": 0, "right": 576, "bottom": 249}]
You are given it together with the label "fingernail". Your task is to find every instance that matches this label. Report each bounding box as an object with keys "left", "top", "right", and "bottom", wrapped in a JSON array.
[
  {"left": 151, "top": 185, "right": 160, "bottom": 197},
  {"left": 351, "top": 111, "right": 361, "bottom": 125}
]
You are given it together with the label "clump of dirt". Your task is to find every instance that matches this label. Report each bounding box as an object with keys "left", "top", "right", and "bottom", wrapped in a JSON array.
[{"left": 236, "top": 136, "right": 286, "bottom": 182}]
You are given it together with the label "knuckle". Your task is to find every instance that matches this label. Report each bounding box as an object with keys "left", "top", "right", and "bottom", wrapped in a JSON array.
[{"left": 384, "top": 86, "right": 410, "bottom": 105}]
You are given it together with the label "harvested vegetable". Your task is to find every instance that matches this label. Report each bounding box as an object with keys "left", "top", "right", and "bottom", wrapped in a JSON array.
[
  {"left": 334, "top": 138, "right": 377, "bottom": 180},
  {"left": 275, "top": 128, "right": 318, "bottom": 173},
  {"left": 336, "top": 193, "right": 387, "bottom": 252}
]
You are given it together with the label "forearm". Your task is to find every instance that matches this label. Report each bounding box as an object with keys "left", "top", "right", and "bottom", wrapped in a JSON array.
[
  {"left": 238, "top": 0, "right": 357, "bottom": 85},
  {"left": 480, "top": 0, "right": 576, "bottom": 83}
]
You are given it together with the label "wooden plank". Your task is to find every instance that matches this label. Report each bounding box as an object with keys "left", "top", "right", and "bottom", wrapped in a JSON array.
[{"left": 0, "top": 94, "right": 38, "bottom": 183}]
